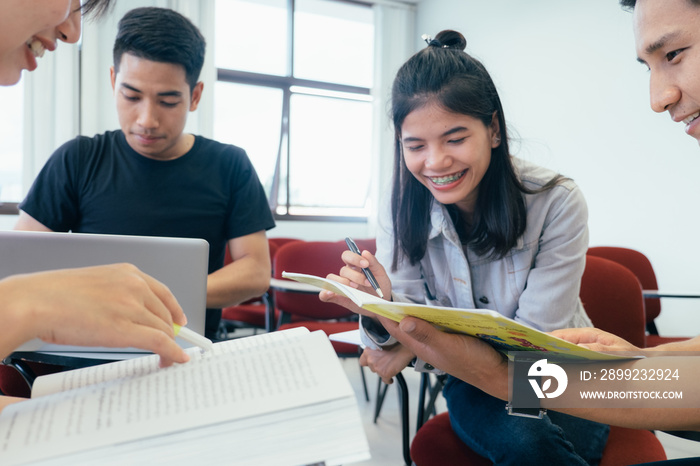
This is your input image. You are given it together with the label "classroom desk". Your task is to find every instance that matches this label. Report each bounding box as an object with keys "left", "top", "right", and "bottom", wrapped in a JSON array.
[
  {"left": 269, "top": 277, "right": 319, "bottom": 294},
  {"left": 268, "top": 277, "right": 320, "bottom": 330},
  {"left": 5, "top": 350, "right": 144, "bottom": 388}
]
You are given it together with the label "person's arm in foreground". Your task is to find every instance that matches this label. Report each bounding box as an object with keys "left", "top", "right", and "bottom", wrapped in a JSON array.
[
  {"left": 206, "top": 230, "right": 270, "bottom": 308},
  {"left": 386, "top": 316, "right": 700, "bottom": 431},
  {"left": 0, "top": 263, "right": 190, "bottom": 366}
]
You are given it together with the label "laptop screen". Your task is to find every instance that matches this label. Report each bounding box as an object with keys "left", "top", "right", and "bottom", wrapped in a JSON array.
[{"left": 1, "top": 231, "right": 209, "bottom": 353}]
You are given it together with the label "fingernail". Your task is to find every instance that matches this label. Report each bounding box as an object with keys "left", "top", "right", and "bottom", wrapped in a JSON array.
[{"left": 400, "top": 319, "right": 416, "bottom": 333}]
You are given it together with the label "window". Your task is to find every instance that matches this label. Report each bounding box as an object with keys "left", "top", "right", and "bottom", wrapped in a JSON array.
[
  {"left": 214, "top": 0, "right": 374, "bottom": 221},
  {"left": 0, "top": 82, "right": 23, "bottom": 211}
]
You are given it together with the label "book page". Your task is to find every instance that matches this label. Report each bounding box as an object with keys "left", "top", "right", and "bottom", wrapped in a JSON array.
[
  {"left": 33, "top": 397, "right": 370, "bottom": 466},
  {"left": 0, "top": 329, "right": 354, "bottom": 464},
  {"left": 31, "top": 326, "right": 310, "bottom": 398},
  {"left": 281, "top": 271, "right": 384, "bottom": 307},
  {"left": 361, "top": 301, "right": 630, "bottom": 361}
]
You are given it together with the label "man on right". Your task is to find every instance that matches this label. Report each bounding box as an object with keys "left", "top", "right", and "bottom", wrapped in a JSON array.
[
  {"left": 623, "top": 0, "right": 700, "bottom": 143},
  {"left": 323, "top": 0, "right": 700, "bottom": 436}
]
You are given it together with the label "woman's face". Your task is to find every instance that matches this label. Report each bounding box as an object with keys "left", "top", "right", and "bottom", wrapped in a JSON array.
[
  {"left": 400, "top": 102, "right": 500, "bottom": 217},
  {"left": 0, "top": 0, "right": 82, "bottom": 85}
]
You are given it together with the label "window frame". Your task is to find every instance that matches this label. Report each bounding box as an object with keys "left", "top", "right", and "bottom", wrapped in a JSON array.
[
  {"left": 0, "top": 203, "right": 19, "bottom": 215},
  {"left": 215, "top": 0, "right": 374, "bottom": 223}
]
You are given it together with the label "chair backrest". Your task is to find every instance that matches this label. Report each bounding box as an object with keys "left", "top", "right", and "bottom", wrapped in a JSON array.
[
  {"left": 273, "top": 240, "right": 355, "bottom": 320},
  {"left": 0, "top": 366, "right": 31, "bottom": 398},
  {"left": 410, "top": 411, "right": 667, "bottom": 466},
  {"left": 352, "top": 238, "right": 376, "bottom": 255},
  {"left": 580, "top": 255, "right": 646, "bottom": 348},
  {"left": 268, "top": 237, "right": 302, "bottom": 250},
  {"left": 587, "top": 246, "right": 660, "bottom": 323}
]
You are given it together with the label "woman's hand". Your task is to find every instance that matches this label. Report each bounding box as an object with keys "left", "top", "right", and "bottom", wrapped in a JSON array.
[
  {"left": 360, "top": 344, "right": 416, "bottom": 384},
  {"left": 319, "top": 249, "right": 392, "bottom": 318}
]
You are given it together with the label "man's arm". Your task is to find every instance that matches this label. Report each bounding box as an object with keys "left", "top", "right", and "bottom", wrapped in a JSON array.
[
  {"left": 206, "top": 230, "right": 270, "bottom": 308},
  {"left": 14, "top": 211, "right": 53, "bottom": 232},
  {"left": 386, "top": 316, "right": 700, "bottom": 431}
]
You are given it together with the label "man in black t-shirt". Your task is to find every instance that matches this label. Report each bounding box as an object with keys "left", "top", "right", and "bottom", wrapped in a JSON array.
[{"left": 16, "top": 7, "right": 275, "bottom": 339}]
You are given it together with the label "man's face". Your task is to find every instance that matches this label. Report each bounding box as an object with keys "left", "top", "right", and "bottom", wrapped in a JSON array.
[
  {"left": 634, "top": 0, "right": 700, "bottom": 144},
  {"left": 110, "top": 53, "right": 203, "bottom": 160}
]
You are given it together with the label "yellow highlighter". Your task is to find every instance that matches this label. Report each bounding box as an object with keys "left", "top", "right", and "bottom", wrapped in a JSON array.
[{"left": 173, "top": 324, "right": 214, "bottom": 352}]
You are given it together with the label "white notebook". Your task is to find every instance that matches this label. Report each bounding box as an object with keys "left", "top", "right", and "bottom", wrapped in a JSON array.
[{"left": 0, "top": 328, "right": 370, "bottom": 466}]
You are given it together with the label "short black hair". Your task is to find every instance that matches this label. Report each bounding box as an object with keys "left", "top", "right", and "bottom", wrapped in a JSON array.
[
  {"left": 113, "top": 7, "right": 206, "bottom": 91},
  {"left": 620, "top": 0, "right": 700, "bottom": 10}
]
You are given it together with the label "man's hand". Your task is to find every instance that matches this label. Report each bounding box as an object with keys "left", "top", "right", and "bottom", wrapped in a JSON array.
[
  {"left": 380, "top": 316, "right": 510, "bottom": 400},
  {"left": 551, "top": 327, "right": 640, "bottom": 353}
]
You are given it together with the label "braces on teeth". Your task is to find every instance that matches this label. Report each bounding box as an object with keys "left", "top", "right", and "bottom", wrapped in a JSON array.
[
  {"left": 27, "top": 39, "right": 45, "bottom": 58},
  {"left": 430, "top": 171, "right": 465, "bottom": 185}
]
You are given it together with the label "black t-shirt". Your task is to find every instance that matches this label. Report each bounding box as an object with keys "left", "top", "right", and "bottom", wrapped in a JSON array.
[{"left": 20, "top": 130, "right": 276, "bottom": 336}]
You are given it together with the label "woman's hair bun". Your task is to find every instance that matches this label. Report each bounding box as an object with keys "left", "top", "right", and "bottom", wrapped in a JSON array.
[{"left": 433, "top": 30, "right": 467, "bottom": 51}]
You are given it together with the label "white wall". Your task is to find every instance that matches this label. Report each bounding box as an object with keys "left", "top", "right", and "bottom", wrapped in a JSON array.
[{"left": 414, "top": 0, "right": 700, "bottom": 336}]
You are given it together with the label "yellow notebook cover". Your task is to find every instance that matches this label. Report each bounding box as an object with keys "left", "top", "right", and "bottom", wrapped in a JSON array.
[{"left": 281, "top": 271, "right": 631, "bottom": 361}]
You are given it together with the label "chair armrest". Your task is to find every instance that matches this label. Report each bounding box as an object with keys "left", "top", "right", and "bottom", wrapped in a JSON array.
[
  {"left": 270, "top": 278, "right": 319, "bottom": 294},
  {"left": 643, "top": 290, "right": 700, "bottom": 299}
]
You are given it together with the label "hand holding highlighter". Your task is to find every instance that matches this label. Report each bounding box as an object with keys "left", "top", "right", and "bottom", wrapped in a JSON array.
[{"left": 173, "top": 324, "right": 214, "bottom": 352}]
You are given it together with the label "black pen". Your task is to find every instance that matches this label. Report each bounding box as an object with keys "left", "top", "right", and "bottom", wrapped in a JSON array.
[{"left": 345, "top": 237, "right": 384, "bottom": 298}]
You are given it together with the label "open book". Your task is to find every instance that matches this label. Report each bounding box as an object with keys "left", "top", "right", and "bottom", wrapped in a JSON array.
[
  {"left": 283, "top": 272, "right": 632, "bottom": 362},
  {"left": 0, "top": 328, "right": 370, "bottom": 466}
]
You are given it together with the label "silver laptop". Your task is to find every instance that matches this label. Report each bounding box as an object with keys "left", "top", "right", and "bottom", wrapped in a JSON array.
[{"left": 2, "top": 231, "right": 209, "bottom": 354}]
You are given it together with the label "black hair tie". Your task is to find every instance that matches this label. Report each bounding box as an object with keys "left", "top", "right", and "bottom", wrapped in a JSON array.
[{"left": 421, "top": 34, "right": 448, "bottom": 48}]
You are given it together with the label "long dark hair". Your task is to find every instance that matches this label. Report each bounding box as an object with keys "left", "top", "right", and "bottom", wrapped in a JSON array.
[{"left": 390, "top": 30, "right": 566, "bottom": 270}]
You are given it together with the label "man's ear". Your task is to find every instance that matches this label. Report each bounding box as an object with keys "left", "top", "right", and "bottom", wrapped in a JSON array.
[
  {"left": 110, "top": 66, "right": 117, "bottom": 92},
  {"left": 189, "top": 81, "right": 204, "bottom": 111}
]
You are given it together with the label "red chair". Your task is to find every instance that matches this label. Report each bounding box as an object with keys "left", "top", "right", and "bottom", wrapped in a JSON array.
[
  {"left": 268, "top": 237, "right": 302, "bottom": 250},
  {"left": 351, "top": 238, "right": 377, "bottom": 255},
  {"left": 273, "top": 240, "right": 359, "bottom": 347},
  {"left": 273, "top": 240, "right": 369, "bottom": 400},
  {"left": 579, "top": 255, "right": 647, "bottom": 348},
  {"left": 409, "top": 255, "right": 667, "bottom": 466},
  {"left": 411, "top": 412, "right": 667, "bottom": 466},
  {"left": 0, "top": 365, "right": 31, "bottom": 398},
  {"left": 587, "top": 246, "right": 689, "bottom": 347},
  {"left": 221, "top": 240, "right": 279, "bottom": 333}
]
